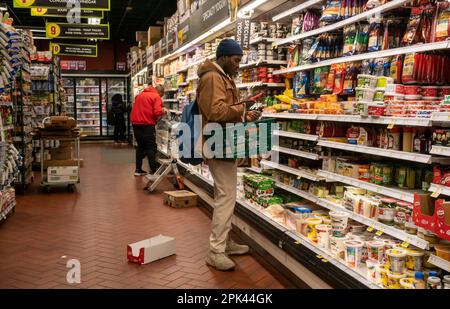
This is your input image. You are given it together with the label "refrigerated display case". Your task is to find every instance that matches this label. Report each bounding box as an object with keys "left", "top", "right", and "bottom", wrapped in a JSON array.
[{"left": 61, "top": 75, "right": 129, "bottom": 139}]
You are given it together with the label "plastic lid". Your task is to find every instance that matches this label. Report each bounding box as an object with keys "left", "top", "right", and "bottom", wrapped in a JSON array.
[
  {"left": 415, "top": 272, "right": 424, "bottom": 280},
  {"left": 429, "top": 271, "right": 438, "bottom": 277}
]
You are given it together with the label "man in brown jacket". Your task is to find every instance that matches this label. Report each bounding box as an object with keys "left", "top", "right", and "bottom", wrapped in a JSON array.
[{"left": 197, "top": 39, "right": 260, "bottom": 271}]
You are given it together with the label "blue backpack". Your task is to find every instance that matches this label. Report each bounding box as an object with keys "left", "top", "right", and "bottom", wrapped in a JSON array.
[{"left": 177, "top": 100, "right": 204, "bottom": 166}]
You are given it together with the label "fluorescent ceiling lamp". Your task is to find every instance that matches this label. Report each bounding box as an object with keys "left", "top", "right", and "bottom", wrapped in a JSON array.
[{"left": 272, "top": 0, "right": 322, "bottom": 21}]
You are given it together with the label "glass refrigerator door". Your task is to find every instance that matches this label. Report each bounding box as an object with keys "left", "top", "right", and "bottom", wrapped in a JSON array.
[
  {"left": 62, "top": 78, "right": 75, "bottom": 118},
  {"left": 103, "top": 78, "right": 128, "bottom": 137},
  {"left": 76, "top": 78, "right": 101, "bottom": 136}
]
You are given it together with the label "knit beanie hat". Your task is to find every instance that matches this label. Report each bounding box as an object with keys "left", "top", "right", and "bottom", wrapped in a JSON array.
[{"left": 216, "top": 39, "right": 244, "bottom": 59}]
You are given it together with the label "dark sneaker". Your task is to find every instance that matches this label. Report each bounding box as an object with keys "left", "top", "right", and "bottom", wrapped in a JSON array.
[{"left": 134, "top": 170, "right": 148, "bottom": 176}]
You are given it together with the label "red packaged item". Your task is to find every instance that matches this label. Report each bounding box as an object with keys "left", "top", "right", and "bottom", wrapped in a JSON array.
[
  {"left": 402, "top": 8, "right": 422, "bottom": 46},
  {"left": 434, "top": 1, "right": 450, "bottom": 42},
  {"left": 434, "top": 166, "right": 443, "bottom": 185}
]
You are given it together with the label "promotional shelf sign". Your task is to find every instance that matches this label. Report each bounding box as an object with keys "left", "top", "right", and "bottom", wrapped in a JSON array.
[
  {"left": 46, "top": 22, "right": 109, "bottom": 40},
  {"left": 50, "top": 43, "right": 97, "bottom": 57}
]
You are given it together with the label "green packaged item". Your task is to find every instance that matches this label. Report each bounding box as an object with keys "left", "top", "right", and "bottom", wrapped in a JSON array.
[{"left": 258, "top": 196, "right": 284, "bottom": 208}]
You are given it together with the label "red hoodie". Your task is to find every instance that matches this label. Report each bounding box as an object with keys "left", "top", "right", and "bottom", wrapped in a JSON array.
[{"left": 131, "top": 87, "right": 164, "bottom": 126}]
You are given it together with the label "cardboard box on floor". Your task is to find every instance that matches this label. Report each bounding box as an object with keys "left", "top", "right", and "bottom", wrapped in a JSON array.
[
  {"left": 127, "top": 235, "right": 176, "bottom": 265},
  {"left": 164, "top": 190, "right": 198, "bottom": 208}
]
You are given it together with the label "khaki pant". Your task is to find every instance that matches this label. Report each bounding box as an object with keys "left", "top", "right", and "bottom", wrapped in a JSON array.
[{"left": 207, "top": 159, "right": 238, "bottom": 253}]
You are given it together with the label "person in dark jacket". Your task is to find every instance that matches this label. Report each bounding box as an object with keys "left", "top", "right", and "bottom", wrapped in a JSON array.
[
  {"left": 130, "top": 84, "right": 165, "bottom": 176},
  {"left": 111, "top": 94, "right": 128, "bottom": 144}
]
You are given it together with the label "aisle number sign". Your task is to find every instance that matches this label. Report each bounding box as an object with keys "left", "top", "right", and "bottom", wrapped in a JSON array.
[
  {"left": 50, "top": 43, "right": 97, "bottom": 57},
  {"left": 13, "top": 0, "right": 110, "bottom": 11},
  {"left": 46, "top": 22, "right": 109, "bottom": 40},
  {"left": 31, "top": 8, "right": 104, "bottom": 18}
]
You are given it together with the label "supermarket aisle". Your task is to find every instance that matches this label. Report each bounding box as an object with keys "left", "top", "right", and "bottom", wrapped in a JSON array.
[{"left": 0, "top": 144, "right": 287, "bottom": 289}]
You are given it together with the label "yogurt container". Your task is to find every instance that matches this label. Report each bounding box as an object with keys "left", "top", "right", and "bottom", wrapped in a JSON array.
[
  {"left": 400, "top": 277, "right": 415, "bottom": 289},
  {"left": 329, "top": 211, "right": 349, "bottom": 237},
  {"left": 374, "top": 88, "right": 386, "bottom": 102},
  {"left": 375, "top": 264, "right": 390, "bottom": 288},
  {"left": 386, "top": 248, "right": 407, "bottom": 273},
  {"left": 366, "top": 240, "right": 386, "bottom": 264},
  {"left": 405, "top": 249, "right": 424, "bottom": 272},
  {"left": 388, "top": 272, "right": 407, "bottom": 289},
  {"left": 344, "top": 240, "right": 364, "bottom": 269},
  {"left": 385, "top": 84, "right": 405, "bottom": 95},
  {"left": 306, "top": 217, "right": 323, "bottom": 244},
  {"left": 376, "top": 76, "right": 394, "bottom": 88},
  {"left": 357, "top": 74, "right": 377, "bottom": 89},
  {"left": 366, "top": 260, "right": 378, "bottom": 283},
  {"left": 439, "top": 86, "right": 450, "bottom": 97},
  {"left": 356, "top": 88, "right": 375, "bottom": 101},
  {"left": 330, "top": 235, "right": 347, "bottom": 259},
  {"left": 316, "top": 224, "right": 332, "bottom": 249},
  {"left": 404, "top": 85, "right": 422, "bottom": 96},
  {"left": 405, "top": 95, "right": 423, "bottom": 101},
  {"left": 422, "top": 86, "right": 439, "bottom": 98}
]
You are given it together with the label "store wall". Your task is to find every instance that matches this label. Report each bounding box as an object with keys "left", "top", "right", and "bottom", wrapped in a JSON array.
[{"left": 34, "top": 40, "right": 131, "bottom": 72}]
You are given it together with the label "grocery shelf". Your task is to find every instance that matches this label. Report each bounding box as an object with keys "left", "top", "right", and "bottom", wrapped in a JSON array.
[
  {"left": 0, "top": 101, "right": 13, "bottom": 107},
  {"left": 274, "top": 130, "right": 319, "bottom": 142},
  {"left": 318, "top": 140, "right": 434, "bottom": 164},
  {"left": 430, "top": 146, "right": 450, "bottom": 157},
  {"left": 275, "top": 0, "right": 410, "bottom": 46},
  {"left": 165, "top": 88, "right": 178, "bottom": 92},
  {"left": 78, "top": 125, "right": 100, "bottom": 128},
  {"left": 272, "top": 0, "right": 323, "bottom": 21},
  {"left": 236, "top": 82, "right": 285, "bottom": 89},
  {"left": 77, "top": 118, "right": 100, "bottom": 121},
  {"left": 275, "top": 181, "right": 319, "bottom": 204},
  {"left": 178, "top": 160, "right": 214, "bottom": 186},
  {"left": 262, "top": 113, "right": 432, "bottom": 127},
  {"left": 76, "top": 93, "right": 99, "bottom": 96},
  {"left": 77, "top": 106, "right": 100, "bottom": 109},
  {"left": 168, "top": 109, "right": 182, "bottom": 115},
  {"left": 163, "top": 99, "right": 179, "bottom": 102},
  {"left": 428, "top": 254, "right": 450, "bottom": 273},
  {"left": 182, "top": 54, "right": 216, "bottom": 72},
  {"left": 178, "top": 82, "right": 189, "bottom": 87},
  {"left": 76, "top": 86, "right": 99, "bottom": 88},
  {"left": 428, "top": 183, "right": 450, "bottom": 197},
  {"left": 274, "top": 41, "right": 450, "bottom": 75},
  {"left": 246, "top": 166, "right": 263, "bottom": 174},
  {"left": 240, "top": 60, "right": 287, "bottom": 69},
  {"left": 260, "top": 160, "right": 324, "bottom": 181},
  {"left": 317, "top": 170, "right": 416, "bottom": 203},
  {"left": 249, "top": 37, "right": 277, "bottom": 45},
  {"left": 272, "top": 145, "right": 320, "bottom": 160},
  {"left": 77, "top": 112, "right": 99, "bottom": 114}
]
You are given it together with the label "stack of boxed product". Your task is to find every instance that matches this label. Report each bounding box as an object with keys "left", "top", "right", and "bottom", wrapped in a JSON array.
[
  {"left": 243, "top": 174, "right": 282, "bottom": 208},
  {"left": 47, "top": 166, "right": 78, "bottom": 185}
]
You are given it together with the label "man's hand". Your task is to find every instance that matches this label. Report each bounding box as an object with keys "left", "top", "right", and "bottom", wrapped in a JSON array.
[
  {"left": 245, "top": 111, "right": 261, "bottom": 122},
  {"left": 162, "top": 107, "right": 169, "bottom": 114}
]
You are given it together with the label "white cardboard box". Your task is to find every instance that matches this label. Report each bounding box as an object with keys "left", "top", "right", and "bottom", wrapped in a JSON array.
[
  {"left": 48, "top": 166, "right": 79, "bottom": 176},
  {"left": 127, "top": 235, "right": 176, "bottom": 265}
]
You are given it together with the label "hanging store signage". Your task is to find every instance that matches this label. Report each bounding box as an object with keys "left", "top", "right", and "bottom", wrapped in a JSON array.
[
  {"left": 50, "top": 43, "right": 98, "bottom": 57},
  {"left": 235, "top": 18, "right": 251, "bottom": 50},
  {"left": 159, "top": 37, "right": 167, "bottom": 57},
  {"left": 31, "top": 7, "right": 104, "bottom": 18},
  {"left": 177, "top": 18, "right": 190, "bottom": 47},
  {"left": 189, "top": 0, "right": 230, "bottom": 43},
  {"left": 13, "top": 0, "right": 110, "bottom": 11},
  {"left": 46, "top": 22, "right": 109, "bottom": 40}
]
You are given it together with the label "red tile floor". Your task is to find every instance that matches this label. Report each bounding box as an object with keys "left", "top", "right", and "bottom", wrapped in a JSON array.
[{"left": 0, "top": 144, "right": 288, "bottom": 289}]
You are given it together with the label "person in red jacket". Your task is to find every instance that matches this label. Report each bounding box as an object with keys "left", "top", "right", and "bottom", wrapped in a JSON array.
[{"left": 131, "top": 84, "right": 165, "bottom": 176}]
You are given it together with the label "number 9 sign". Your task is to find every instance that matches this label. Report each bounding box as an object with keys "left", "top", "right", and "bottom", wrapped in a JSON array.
[
  {"left": 46, "top": 23, "right": 61, "bottom": 39},
  {"left": 50, "top": 43, "right": 61, "bottom": 55},
  {"left": 13, "top": 0, "right": 36, "bottom": 8}
]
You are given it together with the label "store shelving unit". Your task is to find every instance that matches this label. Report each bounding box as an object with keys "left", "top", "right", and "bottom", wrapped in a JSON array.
[
  {"left": 272, "top": 145, "right": 320, "bottom": 160},
  {"left": 317, "top": 170, "right": 416, "bottom": 203},
  {"left": 273, "top": 130, "right": 319, "bottom": 142},
  {"left": 240, "top": 60, "right": 287, "bottom": 69},
  {"left": 236, "top": 82, "right": 285, "bottom": 89},
  {"left": 430, "top": 146, "right": 450, "bottom": 157},
  {"left": 428, "top": 255, "right": 450, "bottom": 273},
  {"left": 428, "top": 183, "right": 450, "bottom": 197},
  {"left": 318, "top": 140, "right": 436, "bottom": 164},
  {"left": 260, "top": 160, "right": 323, "bottom": 181}
]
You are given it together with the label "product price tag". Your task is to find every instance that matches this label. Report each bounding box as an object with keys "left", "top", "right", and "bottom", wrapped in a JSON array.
[
  {"left": 431, "top": 189, "right": 442, "bottom": 198},
  {"left": 272, "top": 43, "right": 278, "bottom": 49},
  {"left": 322, "top": 259, "right": 329, "bottom": 263},
  {"left": 401, "top": 242, "right": 410, "bottom": 248},
  {"left": 316, "top": 255, "right": 323, "bottom": 259},
  {"left": 297, "top": 176, "right": 302, "bottom": 180},
  {"left": 387, "top": 123, "right": 395, "bottom": 130},
  {"left": 375, "top": 229, "right": 384, "bottom": 236},
  {"left": 366, "top": 226, "right": 374, "bottom": 232},
  {"left": 295, "top": 240, "right": 301, "bottom": 245}
]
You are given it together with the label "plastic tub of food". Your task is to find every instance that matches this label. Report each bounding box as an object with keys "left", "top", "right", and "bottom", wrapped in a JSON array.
[
  {"left": 316, "top": 224, "right": 332, "bottom": 249},
  {"left": 422, "top": 86, "right": 439, "bottom": 97},
  {"left": 366, "top": 240, "right": 386, "bottom": 264},
  {"left": 368, "top": 104, "right": 386, "bottom": 116},
  {"left": 329, "top": 211, "right": 349, "bottom": 237},
  {"left": 439, "top": 86, "right": 450, "bottom": 97},
  {"left": 306, "top": 217, "right": 323, "bottom": 243},
  {"left": 357, "top": 74, "right": 377, "bottom": 89},
  {"left": 376, "top": 76, "right": 394, "bottom": 88},
  {"left": 400, "top": 277, "right": 415, "bottom": 289},
  {"left": 386, "top": 84, "right": 405, "bottom": 95},
  {"left": 434, "top": 244, "right": 450, "bottom": 261},
  {"left": 344, "top": 240, "right": 364, "bottom": 269},
  {"left": 404, "top": 85, "right": 422, "bottom": 95},
  {"left": 385, "top": 94, "right": 405, "bottom": 101},
  {"left": 388, "top": 271, "right": 406, "bottom": 289},
  {"left": 356, "top": 88, "right": 376, "bottom": 101},
  {"left": 375, "top": 264, "right": 390, "bottom": 288},
  {"left": 405, "top": 249, "right": 424, "bottom": 271},
  {"left": 366, "top": 260, "right": 378, "bottom": 283},
  {"left": 405, "top": 95, "right": 423, "bottom": 101},
  {"left": 386, "top": 248, "right": 407, "bottom": 273},
  {"left": 330, "top": 235, "right": 347, "bottom": 259}
]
